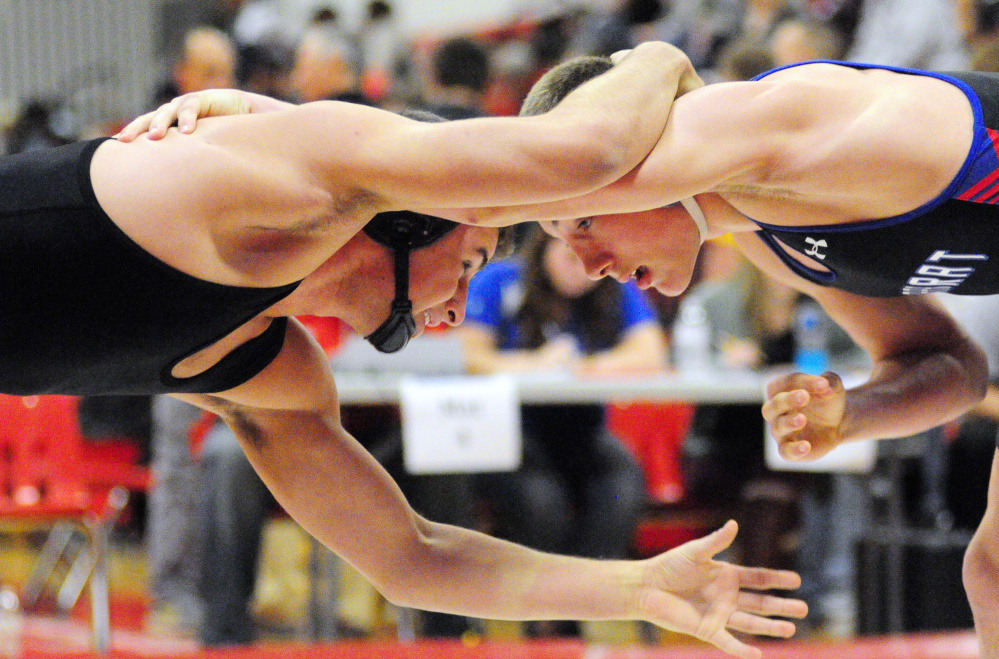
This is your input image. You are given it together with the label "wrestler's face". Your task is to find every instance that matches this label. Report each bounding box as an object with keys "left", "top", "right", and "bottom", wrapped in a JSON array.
[
  {"left": 403, "top": 225, "right": 499, "bottom": 336},
  {"left": 541, "top": 205, "right": 701, "bottom": 296}
]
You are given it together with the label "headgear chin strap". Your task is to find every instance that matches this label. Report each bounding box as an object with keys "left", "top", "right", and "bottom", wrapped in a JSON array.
[
  {"left": 680, "top": 196, "right": 708, "bottom": 244},
  {"left": 362, "top": 211, "right": 459, "bottom": 353}
]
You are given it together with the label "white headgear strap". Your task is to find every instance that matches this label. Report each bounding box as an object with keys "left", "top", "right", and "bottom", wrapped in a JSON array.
[{"left": 679, "top": 196, "right": 707, "bottom": 244}]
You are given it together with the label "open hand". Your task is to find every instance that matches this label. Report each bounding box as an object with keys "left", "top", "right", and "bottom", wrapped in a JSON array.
[
  {"left": 115, "top": 89, "right": 253, "bottom": 142},
  {"left": 640, "top": 521, "right": 807, "bottom": 659},
  {"left": 115, "top": 88, "right": 297, "bottom": 142},
  {"left": 762, "top": 372, "right": 846, "bottom": 460}
]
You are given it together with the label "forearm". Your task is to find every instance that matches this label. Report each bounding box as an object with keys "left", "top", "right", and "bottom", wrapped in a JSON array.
[
  {"left": 840, "top": 339, "right": 988, "bottom": 442},
  {"left": 386, "top": 520, "right": 643, "bottom": 621},
  {"left": 547, "top": 42, "right": 692, "bottom": 178},
  {"left": 220, "top": 404, "right": 642, "bottom": 621}
]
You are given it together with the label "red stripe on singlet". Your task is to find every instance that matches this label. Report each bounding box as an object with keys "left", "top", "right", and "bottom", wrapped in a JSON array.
[
  {"left": 977, "top": 180, "right": 999, "bottom": 204},
  {"left": 958, "top": 128, "right": 999, "bottom": 201}
]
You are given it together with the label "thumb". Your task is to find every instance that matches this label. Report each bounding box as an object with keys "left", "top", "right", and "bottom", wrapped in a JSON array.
[{"left": 685, "top": 520, "right": 738, "bottom": 560}]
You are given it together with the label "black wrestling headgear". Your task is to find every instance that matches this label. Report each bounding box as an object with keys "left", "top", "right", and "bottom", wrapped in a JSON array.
[{"left": 362, "top": 210, "right": 459, "bottom": 353}]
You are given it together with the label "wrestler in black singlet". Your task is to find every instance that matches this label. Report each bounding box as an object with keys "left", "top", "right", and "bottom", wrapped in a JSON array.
[
  {"left": 0, "top": 138, "right": 300, "bottom": 396},
  {"left": 750, "top": 63, "right": 999, "bottom": 298}
]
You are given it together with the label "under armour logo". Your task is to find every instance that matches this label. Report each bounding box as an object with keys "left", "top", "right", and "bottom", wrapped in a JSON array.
[{"left": 804, "top": 237, "right": 828, "bottom": 260}]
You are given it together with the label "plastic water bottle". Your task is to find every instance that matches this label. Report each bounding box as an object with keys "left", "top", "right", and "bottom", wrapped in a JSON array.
[
  {"left": 673, "top": 295, "right": 712, "bottom": 371},
  {"left": 794, "top": 300, "right": 829, "bottom": 375}
]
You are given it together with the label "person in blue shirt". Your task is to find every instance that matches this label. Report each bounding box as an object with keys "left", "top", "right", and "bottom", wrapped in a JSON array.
[{"left": 458, "top": 227, "right": 667, "bottom": 636}]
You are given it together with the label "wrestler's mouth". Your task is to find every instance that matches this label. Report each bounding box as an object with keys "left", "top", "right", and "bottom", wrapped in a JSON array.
[{"left": 632, "top": 266, "right": 653, "bottom": 289}]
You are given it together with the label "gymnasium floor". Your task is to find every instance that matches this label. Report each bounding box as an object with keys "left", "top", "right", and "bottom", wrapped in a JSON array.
[
  {"left": 0, "top": 613, "right": 979, "bottom": 659},
  {"left": 0, "top": 526, "right": 980, "bottom": 659}
]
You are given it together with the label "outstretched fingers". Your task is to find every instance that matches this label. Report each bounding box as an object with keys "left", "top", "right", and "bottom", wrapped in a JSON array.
[
  {"left": 734, "top": 565, "right": 802, "bottom": 591},
  {"left": 115, "top": 99, "right": 183, "bottom": 142},
  {"left": 700, "top": 628, "right": 764, "bottom": 659},
  {"left": 727, "top": 610, "right": 797, "bottom": 639},
  {"left": 736, "top": 591, "right": 808, "bottom": 620}
]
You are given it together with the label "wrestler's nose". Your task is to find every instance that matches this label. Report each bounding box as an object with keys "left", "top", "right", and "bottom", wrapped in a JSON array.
[
  {"left": 580, "top": 251, "right": 613, "bottom": 280},
  {"left": 443, "top": 281, "right": 468, "bottom": 326}
]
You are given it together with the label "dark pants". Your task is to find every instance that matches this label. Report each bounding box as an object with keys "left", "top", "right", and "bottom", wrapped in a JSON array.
[
  {"left": 474, "top": 406, "right": 647, "bottom": 561},
  {"left": 197, "top": 422, "right": 272, "bottom": 646}
]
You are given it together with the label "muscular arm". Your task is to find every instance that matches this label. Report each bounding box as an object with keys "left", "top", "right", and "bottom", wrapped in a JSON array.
[
  {"left": 173, "top": 320, "right": 804, "bottom": 655},
  {"left": 462, "top": 64, "right": 974, "bottom": 227},
  {"left": 236, "top": 42, "right": 693, "bottom": 212},
  {"left": 735, "top": 232, "right": 988, "bottom": 457}
]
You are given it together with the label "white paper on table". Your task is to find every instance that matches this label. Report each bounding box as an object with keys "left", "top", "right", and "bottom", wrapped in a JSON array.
[
  {"left": 401, "top": 375, "right": 521, "bottom": 475},
  {"left": 764, "top": 372, "right": 876, "bottom": 474}
]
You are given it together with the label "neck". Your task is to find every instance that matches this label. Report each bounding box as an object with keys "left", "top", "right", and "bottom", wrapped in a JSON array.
[{"left": 265, "top": 243, "right": 383, "bottom": 329}]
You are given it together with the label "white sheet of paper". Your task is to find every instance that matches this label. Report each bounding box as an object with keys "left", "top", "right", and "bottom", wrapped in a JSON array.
[
  {"left": 401, "top": 375, "right": 521, "bottom": 475},
  {"left": 764, "top": 373, "right": 876, "bottom": 474}
]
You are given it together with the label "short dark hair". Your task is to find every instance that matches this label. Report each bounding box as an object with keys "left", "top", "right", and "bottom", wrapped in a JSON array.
[
  {"left": 433, "top": 37, "right": 490, "bottom": 94},
  {"left": 519, "top": 55, "right": 612, "bottom": 117}
]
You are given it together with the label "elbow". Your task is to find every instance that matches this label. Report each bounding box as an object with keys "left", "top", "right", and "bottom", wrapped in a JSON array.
[
  {"left": 942, "top": 333, "right": 989, "bottom": 412},
  {"left": 363, "top": 517, "right": 440, "bottom": 610}
]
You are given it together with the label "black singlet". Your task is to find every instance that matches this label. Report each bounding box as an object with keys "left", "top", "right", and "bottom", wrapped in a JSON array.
[
  {"left": 0, "top": 138, "right": 301, "bottom": 396},
  {"left": 749, "top": 62, "right": 999, "bottom": 298}
]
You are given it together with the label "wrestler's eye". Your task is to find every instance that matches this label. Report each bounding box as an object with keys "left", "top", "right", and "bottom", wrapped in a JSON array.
[
  {"left": 576, "top": 218, "right": 592, "bottom": 231},
  {"left": 462, "top": 260, "right": 473, "bottom": 273}
]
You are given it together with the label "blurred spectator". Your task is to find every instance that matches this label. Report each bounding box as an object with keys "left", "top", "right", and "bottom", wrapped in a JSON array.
[
  {"left": 157, "top": 0, "right": 245, "bottom": 58},
  {"left": 358, "top": 1, "right": 405, "bottom": 103},
  {"left": 968, "top": 0, "right": 999, "bottom": 72},
  {"left": 715, "top": 39, "right": 776, "bottom": 81},
  {"left": 422, "top": 37, "right": 492, "bottom": 120},
  {"left": 146, "top": 397, "right": 205, "bottom": 637},
  {"left": 739, "top": 0, "right": 800, "bottom": 44},
  {"left": 2, "top": 99, "right": 77, "bottom": 155},
  {"left": 937, "top": 294, "right": 999, "bottom": 532},
  {"left": 769, "top": 17, "right": 845, "bottom": 66},
  {"left": 154, "top": 27, "right": 238, "bottom": 105},
  {"left": 236, "top": 42, "right": 293, "bottom": 97},
  {"left": 197, "top": 416, "right": 275, "bottom": 645},
  {"left": 288, "top": 27, "right": 369, "bottom": 105},
  {"left": 457, "top": 228, "right": 661, "bottom": 637},
  {"left": 562, "top": 0, "right": 670, "bottom": 59},
  {"left": 845, "top": 0, "right": 970, "bottom": 69},
  {"left": 675, "top": 0, "right": 744, "bottom": 72},
  {"left": 231, "top": 0, "right": 295, "bottom": 51}
]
